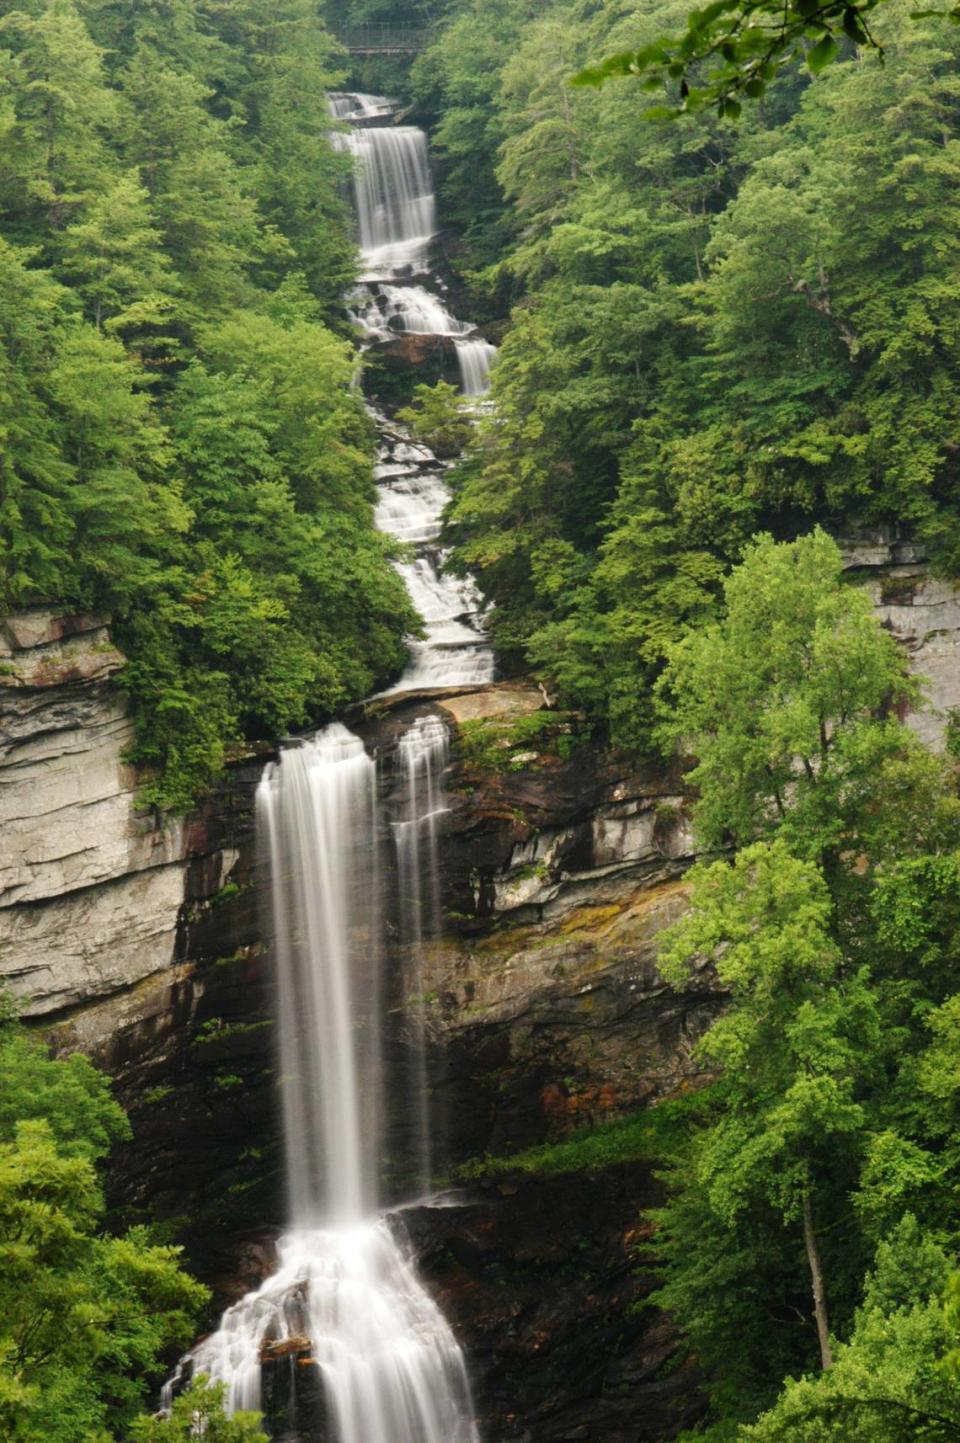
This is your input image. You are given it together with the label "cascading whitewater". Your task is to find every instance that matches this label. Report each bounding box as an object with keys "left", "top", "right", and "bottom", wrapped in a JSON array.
[
  {"left": 373, "top": 415, "right": 495, "bottom": 691},
  {"left": 350, "top": 283, "right": 473, "bottom": 340},
  {"left": 164, "top": 90, "right": 500, "bottom": 1436},
  {"left": 333, "top": 89, "right": 498, "bottom": 398},
  {"left": 331, "top": 90, "right": 498, "bottom": 691},
  {"left": 331, "top": 93, "right": 437, "bottom": 279},
  {"left": 454, "top": 338, "right": 498, "bottom": 398},
  {"left": 167, "top": 725, "right": 479, "bottom": 1443},
  {"left": 353, "top": 124, "right": 436, "bottom": 279}
]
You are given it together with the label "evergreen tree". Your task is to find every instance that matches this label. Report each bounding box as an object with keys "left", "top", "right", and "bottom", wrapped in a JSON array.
[
  {"left": 116, "top": 50, "right": 262, "bottom": 322},
  {"left": 0, "top": 1, "right": 116, "bottom": 240},
  {"left": 58, "top": 170, "right": 176, "bottom": 339}
]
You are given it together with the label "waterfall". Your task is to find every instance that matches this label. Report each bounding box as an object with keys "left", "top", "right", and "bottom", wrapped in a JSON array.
[
  {"left": 373, "top": 417, "right": 495, "bottom": 691},
  {"left": 394, "top": 717, "right": 451, "bottom": 1192},
  {"left": 333, "top": 90, "right": 498, "bottom": 396},
  {"left": 259, "top": 727, "right": 381, "bottom": 1225},
  {"left": 350, "top": 283, "right": 474, "bottom": 339},
  {"left": 342, "top": 121, "right": 437, "bottom": 280},
  {"left": 163, "top": 90, "right": 499, "bottom": 1435},
  {"left": 167, "top": 722, "right": 480, "bottom": 1443},
  {"left": 455, "top": 339, "right": 498, "bottom": 398}
]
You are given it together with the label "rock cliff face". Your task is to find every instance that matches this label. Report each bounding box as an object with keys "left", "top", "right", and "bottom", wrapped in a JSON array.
[
  {"left": 405, "top": 1168, "right": 705, "bottom": 1443},
  {"left": 391, "top": 689, "right": 719, "bottom": 1168},
  {"left": 0, "top": 608, "right": 279, "bottom": 1289},
  {"left": 258, "top": 1167, "right": 706, "bottom": 1443},
  {"left": 4, "top": 539, "right": 956, "bottom": 1092},
  {"left": 0, "top": 610, "right": 190, "bottom": 1015},
  {"left": 842, "top": 529, "right": 960, "bottom": 750}
]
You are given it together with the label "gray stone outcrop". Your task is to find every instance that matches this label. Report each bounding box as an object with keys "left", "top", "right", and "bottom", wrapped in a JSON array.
[
  {"left": 0, "top": 610, "right": 191, "bottom": 1014},
  {"left": 841, "top": 528, "right": 960, "bottom": 750}
]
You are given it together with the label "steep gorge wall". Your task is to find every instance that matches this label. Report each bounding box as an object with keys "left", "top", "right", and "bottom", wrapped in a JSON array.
[
  {"left": 0, "top": 608, "right": 276, "bottom": 1291},
  {"left": 842, "top": 530, "right": 960, "bottom": 750}
]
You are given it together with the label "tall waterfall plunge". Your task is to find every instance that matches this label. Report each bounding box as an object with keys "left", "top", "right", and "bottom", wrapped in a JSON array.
[{"left": 170, "top": 722, "right": 478, "bottom": 1443}]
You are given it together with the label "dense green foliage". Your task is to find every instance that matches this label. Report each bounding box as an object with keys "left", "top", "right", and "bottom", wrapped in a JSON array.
[
  {"left": 654, "top": 530, "right": 954, "bottom": 869},
  {"left": 574, "top": 0, "right": 901, "bottom": 116},
  {"left": 324, "top": 0, "right": 447, "bottom": 26},
  {"left": 740, "top": 1218, "right": 960, "bottom": 1441},
  {"left": 458, "top": 1093, "right": 706, "bottom": 1178},
  {"left": 649, "top": 541, "right": 960, "bottom": 1435},
  {"left": 396, "top": 379, "right": 473, "bottom": 458},
  {"left": 456, "top": 539, "right": 960, "bottom": 1437},
  {"left": 0, "top": 0, "right": 418, "bottom": 808},
  {"left": 418, "top": 0, "right": 960, "bottom": 752},
  {"left": 6, "top": 0, "right": 960, "bottom": 1433},
  {"left": 0, "top": 1005, "right": 243, "bottom": 1442}
]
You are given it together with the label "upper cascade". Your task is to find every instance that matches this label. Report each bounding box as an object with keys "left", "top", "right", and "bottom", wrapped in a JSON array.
[
  {"left": 331, "top": 91, "right": 436, "bottom": 279},
  {"left": 349, "top": 282, "right": 473, "bottom": 339},
  {"left": 333, "top": 90, "right": 497, "bottom": 692},
  {"left": 332, "top": 91, "right": 498, "bottom": 398}
]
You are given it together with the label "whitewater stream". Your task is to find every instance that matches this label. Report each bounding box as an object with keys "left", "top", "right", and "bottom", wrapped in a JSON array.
[
  {"left": 163, "top": 94, "right": 492, "bottom": 1442},
  {"left": 334, "top": 89, "right": 496, "bottom": 692}
]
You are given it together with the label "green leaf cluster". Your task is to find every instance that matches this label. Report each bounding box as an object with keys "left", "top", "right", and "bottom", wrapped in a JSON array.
[
  {"left": 130, "top": 1378, "right": 267, "bottom": 1442},
  {"left": 655, "top": 530, "right": 924, "bottom": 855},
  {"left": 457, "top": 537, "right": 960, "bottom": 1435},
  {"left": 396, "top": 379, "right": 473, "bottom": 459},
  {"left": 572, "top": 0, "right": 908, "bottom": 116},
  {"left": 648, "top": 540, "right": 960, "bottom": 1434},
  {"left": 741, "top": 1218, "right": 960, "bottom": 1440}
]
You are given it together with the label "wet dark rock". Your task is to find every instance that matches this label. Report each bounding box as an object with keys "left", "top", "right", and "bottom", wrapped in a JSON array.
[
  {"left": 400, "top": 1166, "right": 706, "bottom": 1442},
  {"left": 365, "top": 332, "right": 461, "bottom": 406},
  {"left": 53, "top": 691, "right": 718, "bottom": 1332},
  {"left": 262, "top": 1349, "right": 330, "bottom": 1443}
]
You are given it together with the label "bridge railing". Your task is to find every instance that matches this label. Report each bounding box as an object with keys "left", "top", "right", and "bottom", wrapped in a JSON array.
[{"left": 335, "top": 23, "right": 431, "bottom": 53}]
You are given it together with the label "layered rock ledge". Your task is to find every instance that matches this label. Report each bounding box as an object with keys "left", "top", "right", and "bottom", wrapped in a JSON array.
[{"left": 0, "top": 611, "right": 193, "bottom": 1014}]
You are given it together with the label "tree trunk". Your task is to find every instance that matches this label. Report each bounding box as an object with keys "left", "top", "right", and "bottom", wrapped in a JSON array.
[{"left": 802, "top": 1189, "right": 833, "bottom": 1369}]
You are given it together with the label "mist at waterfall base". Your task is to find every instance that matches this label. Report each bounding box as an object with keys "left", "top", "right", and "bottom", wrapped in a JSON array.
[{"left": 170, "top": 724, "right": 479, "bottom": 1443}]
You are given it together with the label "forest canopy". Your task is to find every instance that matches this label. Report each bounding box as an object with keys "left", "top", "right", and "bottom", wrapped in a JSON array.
[
  {"left": 415, "top": 0, "right": 960, "bottom": 755},
  {"left": 0, "top": 0, "right": 418, "bottom": 809},
  {"left": 3, "top": 0, "right": 960, "bottom": 1438},
  {"left": 409, "top": 5, "right": 960, "bottom": 1435}
]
